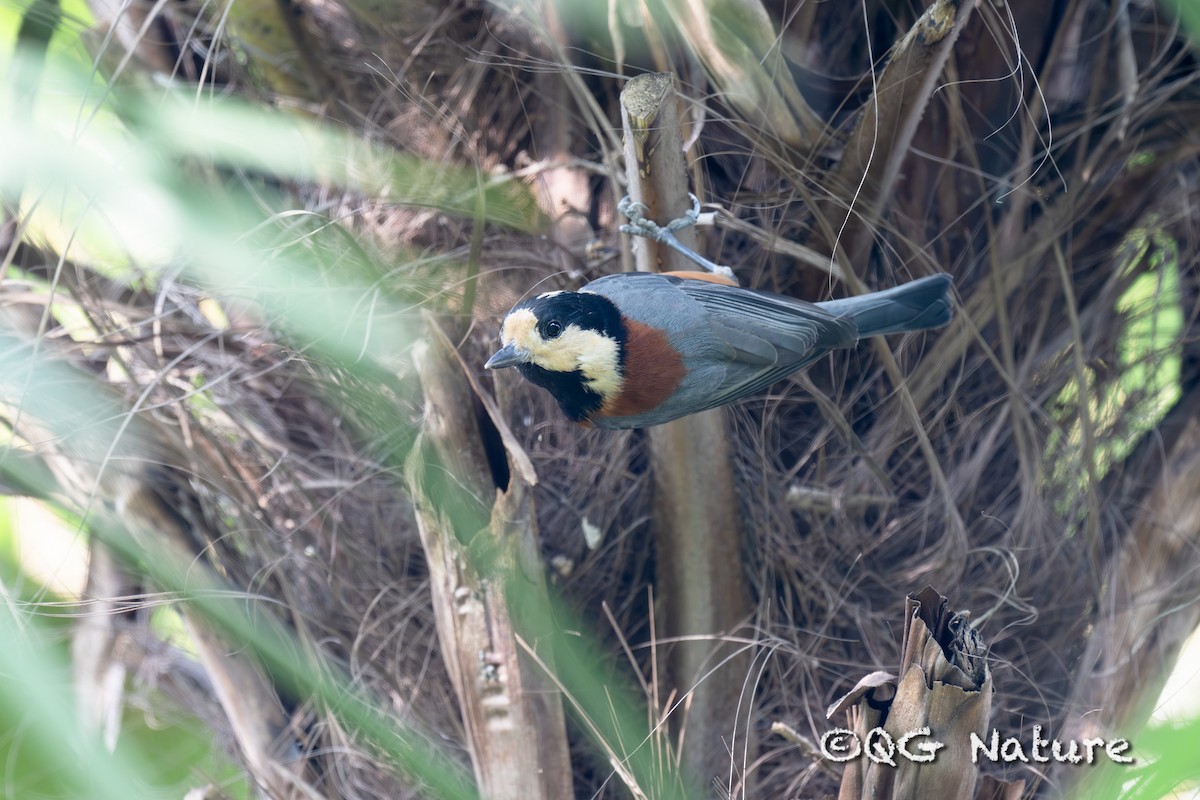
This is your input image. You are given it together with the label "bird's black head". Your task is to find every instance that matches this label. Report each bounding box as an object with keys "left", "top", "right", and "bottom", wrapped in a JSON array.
[{"left": 485, "top": 290, "right": 626, "bottom": 421}]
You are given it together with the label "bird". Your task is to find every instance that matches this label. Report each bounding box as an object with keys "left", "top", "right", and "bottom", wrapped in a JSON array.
[{"left": 485, "top": 269, "right": 954, "bottom": 429}]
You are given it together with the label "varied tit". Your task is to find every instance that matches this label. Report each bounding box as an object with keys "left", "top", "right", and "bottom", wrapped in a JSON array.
[{"left": 485, "top": 270, "right": 953, "bottom": 429}]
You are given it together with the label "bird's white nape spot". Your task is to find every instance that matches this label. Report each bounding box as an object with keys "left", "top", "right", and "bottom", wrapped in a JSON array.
[{"left": 537, "top": 290, "right": 565, "bottom": 300}]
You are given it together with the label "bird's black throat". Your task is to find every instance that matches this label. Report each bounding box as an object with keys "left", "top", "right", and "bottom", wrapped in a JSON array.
[{"left": 516, "top": 363, "right": 604, "bottom": 422}]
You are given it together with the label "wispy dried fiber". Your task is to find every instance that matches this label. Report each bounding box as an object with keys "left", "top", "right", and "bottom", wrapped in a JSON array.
[{"left": 4, "top": 0, "right": 1200, "bottom": 798}]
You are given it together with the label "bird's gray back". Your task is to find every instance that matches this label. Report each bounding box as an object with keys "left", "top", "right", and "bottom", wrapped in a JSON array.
[{"left": 585, "top": 273, "right": 857, "bottom": 425}]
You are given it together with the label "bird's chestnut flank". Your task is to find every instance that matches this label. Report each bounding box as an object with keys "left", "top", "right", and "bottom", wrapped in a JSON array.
[{"left": 485, "top": 271, "right": 954, "bottom": 429}]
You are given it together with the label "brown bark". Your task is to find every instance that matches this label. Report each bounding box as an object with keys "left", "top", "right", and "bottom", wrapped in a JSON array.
[
  {"left": 828, "top": 587, "right": 991, "bottom": 800},
  {"left": 406, "top": 319, "right": 572, "bottom": 800},
  {"left": 1053, "top": 413, "right": 1200, "bottom": 792},
  {"left": 657, "top": 0, "right": 825, "bottom": 146},
  {"left": 118, "top": 483, "right": 313, "bottom": 800},
  {"left": 619, "top": 71, "right": 756, "bottom": 787},
  {"left": 72, "top": 541, "right": 135, "bottom": 753},
  {"left": 817, "top": 0, "right": 977, "bottom": 272}
]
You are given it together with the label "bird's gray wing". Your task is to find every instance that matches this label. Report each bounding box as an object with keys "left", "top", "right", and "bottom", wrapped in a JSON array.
[
  {"left": 587, "top": 272, "right": 859, "bottom": 417},
  {"left": 669, "top": 277, "right": 859, "bottom": 412}
]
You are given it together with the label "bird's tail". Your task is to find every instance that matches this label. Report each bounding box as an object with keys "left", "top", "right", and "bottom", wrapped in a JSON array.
[{"left": 819, "top": 273, "right": 954, "bottom": 338}]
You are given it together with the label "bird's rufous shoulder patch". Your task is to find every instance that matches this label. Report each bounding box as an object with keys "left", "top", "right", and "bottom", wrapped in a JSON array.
[
  {"left": 663, "top": 270, "right": 739, "bottom": 286},
  {"left": 598, "top": 319, "right": 685, "bottom": 419}
]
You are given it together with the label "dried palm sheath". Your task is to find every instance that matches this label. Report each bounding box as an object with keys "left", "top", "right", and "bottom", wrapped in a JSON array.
[{"left": 827, "top": 586, "right": 1016, "bottom": 800}]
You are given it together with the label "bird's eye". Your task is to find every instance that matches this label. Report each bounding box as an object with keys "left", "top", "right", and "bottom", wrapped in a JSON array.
[{"left": 543, "top": 320, "right": 563, "bottom": 339}]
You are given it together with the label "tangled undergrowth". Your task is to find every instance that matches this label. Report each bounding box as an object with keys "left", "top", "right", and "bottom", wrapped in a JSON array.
[{"left": 3, "top": 0, "right": 1200, "bottom": 797}]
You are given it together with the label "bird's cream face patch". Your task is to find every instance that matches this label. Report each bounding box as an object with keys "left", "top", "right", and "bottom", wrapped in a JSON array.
[{"left": 500, "top": 308, "right": 623, "bottom": 400}]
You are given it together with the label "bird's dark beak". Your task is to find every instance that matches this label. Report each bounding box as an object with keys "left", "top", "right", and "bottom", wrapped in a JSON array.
[{"left": 484, "top": 343, "right": 528, "bottom": 369}]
